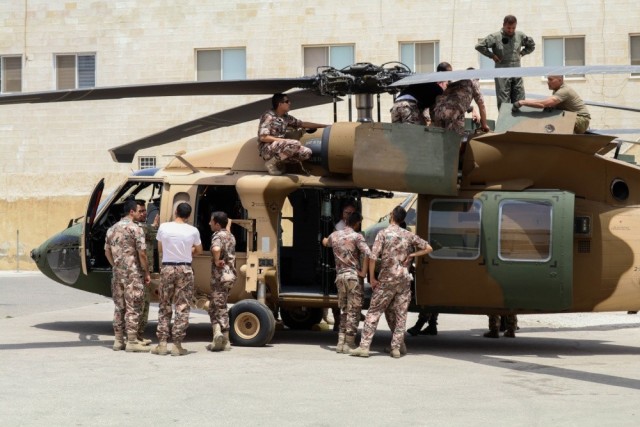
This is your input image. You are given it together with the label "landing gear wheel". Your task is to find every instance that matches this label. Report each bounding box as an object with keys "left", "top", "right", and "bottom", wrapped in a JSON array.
[
  {"left": 229, "top": 300, "right": 276, "bottom": 347},
  {"left": 280, "top": 307, "right": 324, "bottom": 330}
]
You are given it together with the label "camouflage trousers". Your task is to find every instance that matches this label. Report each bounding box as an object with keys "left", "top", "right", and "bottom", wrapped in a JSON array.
[
  {"left": 156, "top": 265, "right": 194, "bottom": 343},
  {"left": 208, "top": 279, "right": 234, "bottom": 332},
  {"left": 260, "top": 139, "right": 312, "bottom": 164},
  {"left": 574, "top": 115, "right": 590, "bottom": 134},
  {"left": 488, "top": 314, "right": 518, "bottom": 332},
  {"left": 432, "top": 108, "right": 466, "bottom": 136},
  {"left": 111, "top": 270, "right": 145, "bottom": 338},
  {"left": 360, "top": 281, "right": 411, "bottom": 351},
  {"left": 495, "top": 77, "right": 525, "bottom": 111},
  {"left": 335, "top": 272, "right": 364, "bottom": 337},
  {"left": 390, "top": 100, "right": 423, "bottom": 125},
  {"left": 137, "top": 286, "right": 150, "bottom": 338}
]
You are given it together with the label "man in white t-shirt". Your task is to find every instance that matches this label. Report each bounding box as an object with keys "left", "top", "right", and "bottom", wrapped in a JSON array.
[{"left": 151, "top": 202, "right": 203, "bottom": 356}]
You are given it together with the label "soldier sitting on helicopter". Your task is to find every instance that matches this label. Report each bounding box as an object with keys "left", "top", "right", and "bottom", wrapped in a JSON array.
[{"left": 258, "top": 93, "right": 328, "bottom": 175}]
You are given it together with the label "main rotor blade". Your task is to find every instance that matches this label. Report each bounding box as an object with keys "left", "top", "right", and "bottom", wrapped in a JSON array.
[
  {"left": 0, "top": 78, "right": 315, "bottom": 105},
  {"left": 109, "top": 89, "right": 336, "bottom": 163},
  {"left": 393, "top": 65, "right": 640, "bottom": 86}
]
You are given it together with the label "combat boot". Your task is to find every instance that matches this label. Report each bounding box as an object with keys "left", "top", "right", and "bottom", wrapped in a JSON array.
[
  {"left": 344, "top": 335, "right": 358, "bottom": 352},
  {"left": 336, "top": 333, "right": 346, "bottom": 353},
  {"left": 136, "top": 335, "right": 152, "bottom": 346},
  {"left": 207, "top": 324, "right": 227, "bottom": 352},
  {"left": 265, "top": 157, "right": 284, "bottom": 176},
  {"left": 171, "top": 342, "right": 188, "bottom": 356},
  {"left": 112, "top": 336, "right": 125, "bottom": 351},
  {"left": 390, "top": 349, "right": 401, "bottom": 358},
  {"left": 422, "top": 323, "right": 438, "bottom": 335},
  {"left": 222, "top": 331, "right": 231, "bottom": 351},
  {"left": 349, "top": 346, "right": 370, "bottom": 358},
  {"left": 151, "top": 341, "right": 168, "bottom": 355},
  {"left": 407, "top": 319, "right": 426, "bottom": 336},
  {"left": 483, "top": 330, "right": 499, "bottom": 339},
  {"left": 503, "top": 329, "right": 516, "bottom": 338},
  {"left": 125, "top": 335, "right": 151, "bottom": 352},
  {"left": 383, "top": 342, "right": 407, "bottom": 355}
]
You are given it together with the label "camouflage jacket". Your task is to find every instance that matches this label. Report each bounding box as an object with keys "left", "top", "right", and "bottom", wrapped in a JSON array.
[
  {"left": 257, "top": 110, "right": 302, "bottom": 153},
  {"left": 434, "top": 79, "right": 484, "bottom": 116},
  {"left": 475, "top": 29, "right": 535, "bottom": 68},
  {"left": 104, "top": 218, "right": 146, "bottom": 276},
  {"left": 211, "top": 229, "right": 237, "bottom": 283},
  {"left": 326, "top": 226, "right": 372, "bottom": 275},
  {"left": 371, "top": 224, "right": 429, "bottom": 284}
]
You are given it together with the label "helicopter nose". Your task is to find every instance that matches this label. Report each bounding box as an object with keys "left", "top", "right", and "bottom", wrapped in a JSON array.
[{"left": 33, "top": 227, "right": 83, "bottom": 286}]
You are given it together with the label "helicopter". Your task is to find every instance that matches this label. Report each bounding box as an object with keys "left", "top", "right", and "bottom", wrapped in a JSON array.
[{"left": 7, "top": 62, "right": 640, "bottom": 347}]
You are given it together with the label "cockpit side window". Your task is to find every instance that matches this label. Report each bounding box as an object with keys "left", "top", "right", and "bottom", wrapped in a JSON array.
[{"left": 195, "top": 185, "right": 247, "bottom": 252}]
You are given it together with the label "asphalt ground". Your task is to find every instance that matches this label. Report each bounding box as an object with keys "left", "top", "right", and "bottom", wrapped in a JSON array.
[{"left": 1, "top": 272, "right": 640, "bottom": 426}]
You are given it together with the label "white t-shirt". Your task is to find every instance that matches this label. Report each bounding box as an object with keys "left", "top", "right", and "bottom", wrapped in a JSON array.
[{"left": 156, "top": 221, "right": 201, "bottom": 263}]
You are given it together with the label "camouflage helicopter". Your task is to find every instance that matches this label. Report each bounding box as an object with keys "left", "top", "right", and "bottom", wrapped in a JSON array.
[{"left": 5, "top": 63, "right": 640, "bottom": 347}]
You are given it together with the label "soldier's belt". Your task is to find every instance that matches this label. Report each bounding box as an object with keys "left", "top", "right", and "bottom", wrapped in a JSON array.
[{"left": 162, "top": 262, "right": 192, "bottom": 266}]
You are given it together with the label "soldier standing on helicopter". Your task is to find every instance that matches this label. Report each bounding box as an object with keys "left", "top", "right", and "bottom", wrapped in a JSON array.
[
  {"left": 258, "top": 93, "right": 328, "bottom": 175},
  {"left": 104, "top": 198, "right": 151, "bottom": 353}
]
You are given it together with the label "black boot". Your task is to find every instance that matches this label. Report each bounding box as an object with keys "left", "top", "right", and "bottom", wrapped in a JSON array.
[{"left": 407, "top": 318, "right": 426, "bottom": 336}]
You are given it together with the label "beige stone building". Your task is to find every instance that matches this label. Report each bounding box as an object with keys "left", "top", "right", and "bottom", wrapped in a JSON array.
[{"left": 1, "top": 0, "right": 639, "bottom": 270}]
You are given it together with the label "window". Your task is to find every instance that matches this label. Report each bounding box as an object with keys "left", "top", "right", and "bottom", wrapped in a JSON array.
[
  {"left": 543, "top": 37, "right": 585, "bottom": 77},
  {"left": 498, "top": 200, "right": 552, "bottom": 262},
  {"left": 56, "top": 54, "right": 96, "bottom": 89},
  {"left": 631, "top": 35, "right": 640, "bottom": 76},
  {"left": 138, "top": 156, "right": 156, "bottom": 170},
  {"left": 428, "top": 199, "right": 482, "bottom": 260},
  {"left": 196, "top": 48, "right": 246, "bottom": 81},
  {"left": 1, "top": 56, "right": 22, "bottom": 93},
  {"left": 400, "top": 42, "right": 440, "bottom": 73},
  {"left": 303, "top": 45, "right": 354, "bottom": 75}
]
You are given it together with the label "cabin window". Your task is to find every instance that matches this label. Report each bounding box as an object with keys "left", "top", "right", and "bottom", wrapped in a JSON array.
[
  {"left": 400, "top": 41, "right": 440, "bottom": 73},
  {"left": 498, "top": 200, "right": 552, "bottom": 262},
  {"left": 543, "top": 37, "right": 585, "bottom": 77},
  {"left": 428, "top": 199, "right": 482, "bottom": 260},
  {"left": 1, "top": 55, "right": 22, "bottom": 93},
  {"left": 303, "top": 45, "right": 355, "bottom": 76},
  {"left": 55, "top": 53, "right": 96, "bottom": 89},
  {"left": 196, "top": 48, "right": 246, "bottom": 81},
  {"left": 194, "top": 185, "right": 247, "bottom": 252},
  {"left": 631, "top": 35, "right": 640, "bottom": 76},
  {"left": 138, "top": 156, "right": 156, "bottom": 170}
]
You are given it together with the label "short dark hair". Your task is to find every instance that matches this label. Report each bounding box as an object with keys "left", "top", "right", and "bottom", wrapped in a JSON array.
[
  {"left": 272, "top": 93, "right": 288, "bottom": 110},
  {"left": 124, "top": 199, "right": 138, "bottom": 215},
  {"left": 211, "top": 211, "right": 229, "bottom": 228},
  {"left": 503, "top": 15, "right": 517, "bottom": 25},
  {"left": 346, "top": 211, "right": 363, "bottom": 227},
  {"left": 437, "top": 62, "right": 452, "bottom": 72},
  {"left": 135, "top": 199, "right": 145, "bottom": 207},
  {"left": 175, "top": 202, "right": 192, "bottom": 219},
  {"left": 342, "top": 199, "right": 357, "bottom": 213},
  {"left": 391, "top": 206, "right": 407, "bottom": 224}
]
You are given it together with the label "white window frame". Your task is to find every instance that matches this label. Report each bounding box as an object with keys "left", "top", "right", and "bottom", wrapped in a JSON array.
[
  {"left": 138, "top": 156, "right": 157, "bottom": 170},
  {"left": 399, "top": 41, "right": 440, "bottom": 73},
  {"left": 630, "top": 34, "right": 640, "bottom": 77},
  {"left": 196, "top": 48, "right": 246, "bottom": 81},
  {"left": 543, "top": 36, "right": 585, "bottom": 79},
  {"left": 1, "top": 55, "right": 22, "bottom": 93},
  {"left": 55, "top": 53, "right": 96, "bottom": 90},
  {"left": 302, "top": 44, "right": 355, "bottom": 76}
]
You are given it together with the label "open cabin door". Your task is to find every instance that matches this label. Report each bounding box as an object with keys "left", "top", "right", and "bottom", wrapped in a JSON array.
[
  {"left": 80, "top": 178, "right": 104, "bottom": 275},
  {"left": 481, "top": 190, "right": 574, "bottom": 311}
]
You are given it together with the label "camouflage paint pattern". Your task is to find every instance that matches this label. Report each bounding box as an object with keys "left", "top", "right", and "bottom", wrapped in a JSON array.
[
  {"left": 390, "top": 100, "right": 422, "bottom": 124},
  {"left": 257, "top": 109, "right": 310, "bottom": 163},
  {"left": 156, "top": 265, "right": 194, "bottom": 343},
  {"left": 209, "top": 229, "right": 237, "bottom": 332},
  {"left": 432, "top": 79, "right": 484, "bottom": 135},
  {"left": 335, "top": 273, "right": 364, "bottom": 337},
  {"left": 360, "top": 282, "right": 411, "bottom": 350}
]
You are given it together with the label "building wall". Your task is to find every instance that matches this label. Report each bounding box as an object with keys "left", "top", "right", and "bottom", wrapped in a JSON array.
[{"left": 1, "top": 0, "right": 639, "bottom": 269}]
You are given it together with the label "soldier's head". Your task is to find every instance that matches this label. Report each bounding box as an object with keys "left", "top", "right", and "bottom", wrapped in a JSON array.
[
  {"left": 175, "top": 202, "right": 192, "bottom": 220},
  {"left": 134, "top": 199, "right": 147, "bottom": 222},
  {"left": 437, "top": 62, "right": 452, "bottom": 72},
  {"left": 123, "top": 198, "right": 142, "bottom": 220},
  {"left": 547, "top": 75, "right": 564, "bottom": 90},
  {"left": 272, "top": 93, "right": 291, "bottom": 113},
  {"left": 341, "top": 200, "right": 357, "bottom": 222},
  {"left": 346, "top": 211, "right": 363, "bottom": 230},
  {"left": 390, "top": 206, "right": 407, "bottom": 225},
  {"left": 210, "top": 211, "right": 229, "bottom": 231},
  {"left": 502, "top": 15, "right": 517, "bottom": 36}
]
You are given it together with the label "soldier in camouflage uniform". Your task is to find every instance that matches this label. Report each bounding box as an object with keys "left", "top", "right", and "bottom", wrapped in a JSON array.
[
  {"left": 351, "top": 206, "right": 433, "bottom": 359},
  {"left": 475, "top": 15, "right": 536, "bottom": 110},
  {"left": 151, "top": 203, "right": 202, "bottom": 356},
  {"left": 104, "top": 198, "right": 151, "bottom": 353},
  {"left": 134, "top": 199, "right": 159, "bottom": 345},
  {"left": 258, "top": 93, "right": 328, "bottom": 175},
  {"left": 206, "top": 211, "right": 237, "bottom": 352},
  {"left": 432, "top": 74, "right": 490, "bottom": 136},
  {"left": 322, "top": 211, "right": 371, "bottom": 353}
]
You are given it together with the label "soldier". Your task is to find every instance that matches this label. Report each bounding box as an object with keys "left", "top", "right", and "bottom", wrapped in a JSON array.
[
  {"left": 432, "top": 70, "right": 490, "bottom": 136},
  {"left": 484, "top": 314, "right": 518, "bottom": 338},
  {"left": 258, "top": 93, "right": 328, "bottom": 175},
  {"left": 206, "top": 211, "right": 236, "bottom": 352},
  {"left": 475, "top": 15, "right": 536, "bottom": 110},
  {"left": 151, "top": 202, "right": 202, "bottom": 356},
  {"left": 513, "top": 75, "right": 591, "bottom": 134},
  {"left": 351, "top": 206, "right": 433, "bottom": 359},
  {"left": 390, "top": 62, "right": 452, "bottom": 125},
  {"left": 322, "top": 211, "right": 371, "bottom": 353},
  {"left": 104, "top": 198, "right": 151, "bottom": 352},
  {"left": 134, "top": 199, "right": 159, "bottom": 345}
]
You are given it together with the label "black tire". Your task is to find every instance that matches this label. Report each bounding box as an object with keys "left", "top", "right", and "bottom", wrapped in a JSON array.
[
  {"left": 229, "top": 300, "right": 276, "bottom": 347},
  {"left": 280, "top": 306, "right": 324, "bottom": 330}
]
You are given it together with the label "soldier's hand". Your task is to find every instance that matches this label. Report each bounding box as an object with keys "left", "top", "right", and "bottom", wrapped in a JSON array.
[
  {"left": 144, "top": 273, "right": 151, "bottom": 285},
  {"left": 370, "top": 277, "right": 379, "bottom": 289}
]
